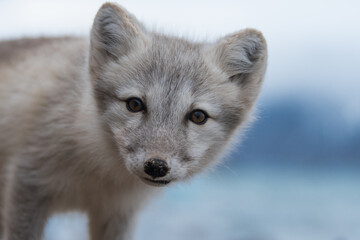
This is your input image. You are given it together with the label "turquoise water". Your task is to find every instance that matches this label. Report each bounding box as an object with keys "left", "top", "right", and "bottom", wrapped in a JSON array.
[{"left": 135, "top": 166, "right": 360, "bottom": 240}]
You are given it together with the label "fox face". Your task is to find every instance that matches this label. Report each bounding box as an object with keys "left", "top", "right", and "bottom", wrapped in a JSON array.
[{"left": 89, "top": 4, "right": 267, "bottom": 186}]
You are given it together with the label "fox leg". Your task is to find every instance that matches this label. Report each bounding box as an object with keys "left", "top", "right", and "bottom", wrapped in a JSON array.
[
  {"left": 89, "top": 210, "right": 136, "bottom": 240},
  {"left": 1, "top": 169, "right": 51, "bottom": 240}
]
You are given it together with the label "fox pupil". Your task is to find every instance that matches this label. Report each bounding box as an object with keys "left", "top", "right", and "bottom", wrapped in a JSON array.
[
  {"left": 190, "top": 110, "right": 207, "bottom": 125},
  {"left": 126, "top": 98, "right": 144, "bottom": 112}
]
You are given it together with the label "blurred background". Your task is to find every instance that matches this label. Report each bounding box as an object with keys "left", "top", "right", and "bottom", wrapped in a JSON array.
[{"left": 1, "top": 0, "right": 359, "bottom": 239}]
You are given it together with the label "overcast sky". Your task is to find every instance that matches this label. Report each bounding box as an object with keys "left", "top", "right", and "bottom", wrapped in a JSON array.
[{"left": 1, "top": 0, "right": 359, "bottom": 124}]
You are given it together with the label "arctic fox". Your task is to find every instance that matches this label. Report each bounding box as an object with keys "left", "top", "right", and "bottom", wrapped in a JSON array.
[{"left": 0, "top": 3, "right": 267, "bottom": 240}]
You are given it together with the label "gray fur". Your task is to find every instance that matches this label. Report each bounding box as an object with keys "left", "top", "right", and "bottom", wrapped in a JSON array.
[{"left": 0, "top": 3, "right": 267, "bottom": 240}]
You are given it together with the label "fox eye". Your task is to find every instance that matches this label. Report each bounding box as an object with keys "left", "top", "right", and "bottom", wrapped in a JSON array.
[
  {"left": 189, "top": 110, "right": 208, "bottom": 125},
  {"left": 126, "top": 98, "right": 145, "bottom": 112}
]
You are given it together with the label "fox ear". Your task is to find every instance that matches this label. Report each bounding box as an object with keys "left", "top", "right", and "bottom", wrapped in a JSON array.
[
  {"left": 89, "top": 3, "right": 146, "bottom": 75},
  {"left": 209, "top": 29, "right": 267, "bottom": 105}
]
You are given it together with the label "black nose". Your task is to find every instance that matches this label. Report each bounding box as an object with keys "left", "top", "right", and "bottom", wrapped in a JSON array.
[{"left": 144, "top": 158, "right": 169, "bottom": 178}]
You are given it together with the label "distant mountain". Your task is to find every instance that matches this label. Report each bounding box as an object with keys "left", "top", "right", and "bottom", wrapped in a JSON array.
[{"left": 228, "top": 97, "right": 360, "bottom": 167}]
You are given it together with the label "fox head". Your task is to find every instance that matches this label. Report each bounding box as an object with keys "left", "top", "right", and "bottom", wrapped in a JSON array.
[{"left": 89, "top": 3, "right": 267, "bottom": 186}]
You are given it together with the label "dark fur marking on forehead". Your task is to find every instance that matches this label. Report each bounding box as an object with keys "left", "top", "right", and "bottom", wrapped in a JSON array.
[{"left": 146, "top": 35, "right": 206, "bottom": 83}]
